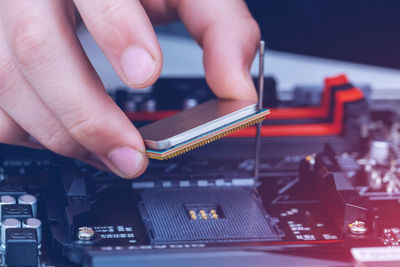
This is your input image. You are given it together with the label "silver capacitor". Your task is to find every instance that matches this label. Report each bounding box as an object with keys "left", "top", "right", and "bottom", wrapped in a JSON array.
[
  {"left": 1, "top": 218, "right": 20, "bottom": 249},
  {"left": 124, "top": 100, "right": 137, "bottom": 112},
  {"left": 183, "top": 98, "right": 198, "bottom": 110},
  {"left": 23, "top": 218, "right": 42, "bottom": 246},
  {"left": 0, "top": 195, "right": 16, "bottom": 219},
  {"left": 18, "top": 194, "right": 37, "bottom": 218},
  {"left": 143, "top": 99, "right": 157, "bottom": 112},
  {"left": 370, "top": 140, "right": 390, "bottom": 165}
]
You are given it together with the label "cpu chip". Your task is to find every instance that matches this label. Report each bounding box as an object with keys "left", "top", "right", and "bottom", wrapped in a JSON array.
[{"left": 139, "top": 99, "right": 269, "bottom": 160}]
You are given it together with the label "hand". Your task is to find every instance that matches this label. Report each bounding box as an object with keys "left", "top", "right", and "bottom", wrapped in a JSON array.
[{"left": 0, "top": 0, "right": 260, "bottom": 179}]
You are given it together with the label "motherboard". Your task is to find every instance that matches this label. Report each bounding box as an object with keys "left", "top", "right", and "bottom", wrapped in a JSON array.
[{"left": 0, "top": 75, "right": 399, "bottom": 266}]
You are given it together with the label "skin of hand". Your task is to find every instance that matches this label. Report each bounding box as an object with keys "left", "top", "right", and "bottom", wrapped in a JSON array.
[{"left": 0, "top": 0, "right": 260, "bottom": 179}]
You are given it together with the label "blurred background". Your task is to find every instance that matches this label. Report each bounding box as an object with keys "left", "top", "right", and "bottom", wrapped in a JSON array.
[
  {"left": 78, "top": 0, "right": 400, "bottom": 97},
  {"left": 247, "top": 0, "right": 400, "bottom": 69}
]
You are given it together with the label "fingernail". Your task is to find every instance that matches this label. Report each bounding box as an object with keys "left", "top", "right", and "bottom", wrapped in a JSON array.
[
  {"left": 108, "top": 147, "right": 144, "bottom": 178},
  {"left": 120, "top": 46, "right": 155, "bottom": 85}
]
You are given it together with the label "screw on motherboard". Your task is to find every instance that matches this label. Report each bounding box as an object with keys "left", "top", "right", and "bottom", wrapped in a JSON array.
[
  {"left": 348, "top": 221, "right": 368, "bottom": 235},
  {"left": 77, "top": 227, "right": 95, "bottom": 241}
]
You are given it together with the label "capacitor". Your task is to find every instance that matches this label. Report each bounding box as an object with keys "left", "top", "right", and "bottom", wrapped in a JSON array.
[
  {"left": 0, "top": 195, "right": 16, "bottom": 219},
  {"left": 367, "top": 170, "right": 383, "bottom": 190},
  {"left": 1, "top": 218, "right": 20, "bottom": 249},
  {"left": 183, "top": 98, "right": 198, "bottom": 110},
  {"left": 124, "top": 100, "right": 137, "bottom": 112},
  {"left": 18, "top": 194, "right": 37, "bottom": 218},
  {"left": 22, "top": 218, "right": 42, "bottom": 246},
  {"left": 370, "top": 140, "right": 390, "bottom": 165},
  {"left": 143, "top": 99, "right": 157, "bottom": 112}
]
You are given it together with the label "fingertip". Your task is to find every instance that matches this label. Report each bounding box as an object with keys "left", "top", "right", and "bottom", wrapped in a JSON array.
[
  {"left": 106, "top": 146, "right": 148, "bottom": 179},
  {"left": 120, "top": 45, "right": 162, "bottom": 89},
  {"left": 74, "top": 0, "right": 163, "bottom": 90}
]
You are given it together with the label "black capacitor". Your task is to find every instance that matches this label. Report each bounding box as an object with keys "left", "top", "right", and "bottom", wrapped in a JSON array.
[
  {"left": 0, "top": 185, "right": 27, "bottom": 196},
  {"left": 2, "top": 204, "right": 33, "bottom": 221},
  {"left": 1, "top": 218, "right": 20, "bottom": 248},
  {"left": 5, "top": 228, "right": 38, "bottom": 267}
]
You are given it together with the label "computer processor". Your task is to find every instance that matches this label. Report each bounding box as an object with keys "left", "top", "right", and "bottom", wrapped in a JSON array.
[{"left": 139, "top": 99, "right": 270, "bottom": 160}]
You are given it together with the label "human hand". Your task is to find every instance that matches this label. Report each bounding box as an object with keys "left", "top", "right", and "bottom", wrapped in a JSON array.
[{"left": 0, "top": 0, "right": 260, "bottom": 178}]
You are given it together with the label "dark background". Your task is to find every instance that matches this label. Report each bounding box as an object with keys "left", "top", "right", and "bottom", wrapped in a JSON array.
[{"left": 246, "top": 0, "right": 400, "bottom": 69}]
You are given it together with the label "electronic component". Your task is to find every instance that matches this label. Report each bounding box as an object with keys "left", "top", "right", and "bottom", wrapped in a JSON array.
[
  {"left": 370, "top": 140, "right": 390, "bottom": 165},
  {"left": 0, "top": 70, "right": 398, "bottom": 266},
  {"left": 0, "top": 195, "right": 16, "bottom": 219},
  {"left": 22, "top": 218, "right": 42, "bottom": 246},
  {"left": 1, "top": 218, "right": 20, "bottom": 248},
  {"left": 186, "top": 205, "right": 222, "bottom": 221},
  {"left": 303, "top": 145, "right": 375, "bottom": 236},
  {"left": 5, "top": 228, "right": 38, "bottom": 266},
  {"left": 0, "top": 185, "right": 27, "bottom": 196},
  {"left": 139, "top": 99, "right": 269, "bottom": 160},
  {"left": 2, "top": 204, "right": 33, "bottom": 221},
  {"left": 18, "top": 194, "right": 38, "bottom": 218},
  {"left": 138, "top": 187, "right": 281, "bottom": 243},
  {"left": 141, "top": 100, "right": 260, "bottom": 150}
]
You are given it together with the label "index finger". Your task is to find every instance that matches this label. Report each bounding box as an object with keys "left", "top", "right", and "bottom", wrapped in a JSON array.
[
  {"left": 173, "top": 0, "right": 260, "bottom": 101},
  {"left": 0, "top": 0, "right": 148, "bottom": 179}
]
